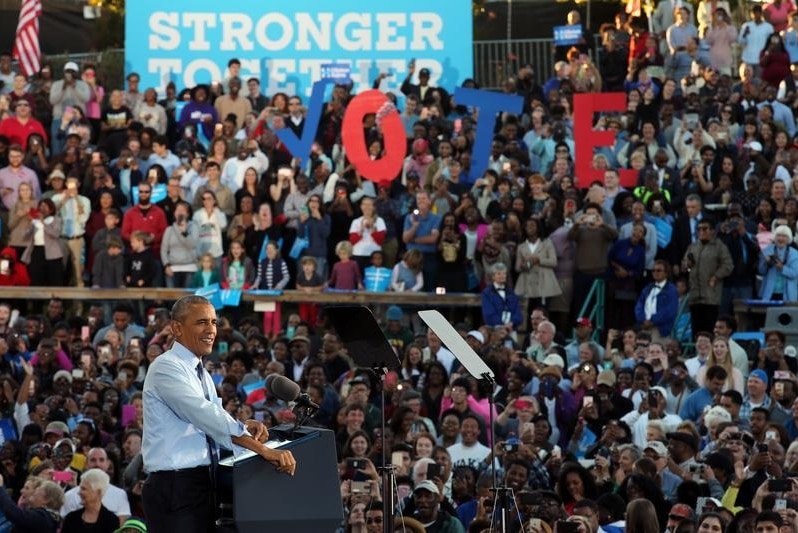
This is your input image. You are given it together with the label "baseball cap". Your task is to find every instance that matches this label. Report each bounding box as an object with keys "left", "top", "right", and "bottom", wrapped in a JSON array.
[
  {"left": 53, "top": 370, "right": 73, "bottom": 384},
  {"left": 669, "top": 503, "right": 694, "bottom": 521},
  {"left": 288, "top": 335, "right": 310, "bottom": 346},
  {"left": 746, "top": 141, "right": 763, "bottom": 152},
  {"left": 419, "top": 68, "right": 431, "bottom": 77},
  {"left": 386, "top": 305, "right": 403, "bottom": 321},
  {"left": 542, "top": 354, "right": 565, "bottom": 369},
  {"left": 47, "top": 169, "right": 66, "bottom": 183},
  {"left": 667, "top": 431, "right": 698, "bottom": 450},
  {"left": 64, "top": 61, "right": 79, "bottom": 72},
  {"left": 349, "top": 375, "right": 370, "bottom": 387},
  {"left": 414, "top": 479, "right": 439, "bottom": 495},
  {"left": 750, "top": 369, "right": 768, "bottom": 386},
  {"left": 575, "top": 317, "right": 593, "bottom": 328},
  {"left": 114, "top": 518, "right": 148, "bottom": 533},
  {"left": 539, "top": 366, "right": 562, "bottom": 381},
  {"left": 645, "top": 441, "right": 668, "bottom": 458},
  {"left": 467, "top": 330, "right": 485, "bottom": 344},
  {"left": 45, "top": 421, "right": 69, "bottom": 437},
  {"left": 597, "top": 370, "right": 616, "bottom": 387},
  {"left": 651, "top": 386, "right": 668, "bottom": 399}
]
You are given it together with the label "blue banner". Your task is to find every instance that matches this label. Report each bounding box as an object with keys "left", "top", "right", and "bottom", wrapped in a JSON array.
[
  {"left": 126, "top": 1, "right": 473, "bottom": 99},
  {"left": 553, "top": 24, "right": 583, "bottom": 46},
  {"left": 320, "top": 63, "right": 352, "bottom": 84}
]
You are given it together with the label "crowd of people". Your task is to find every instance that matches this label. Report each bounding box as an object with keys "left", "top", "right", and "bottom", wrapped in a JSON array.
[{"left": 2, "top": 0, "right": 798, "bottom": 530}]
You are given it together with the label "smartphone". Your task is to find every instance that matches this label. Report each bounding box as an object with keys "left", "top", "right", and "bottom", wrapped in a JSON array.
[
  {"left": 521, "top": 422, "right": 535, "bottom": 437},
  {"left": 758, "top": 443, "right": 770, "bottom": 454},
  {"left": 775, "top": 498, "right": 788, "bottom": 510},
  {"left": 582, "top": 396, "right": 594, "bottom": 409},
  {"left": 648, "top": 390, "right": 658, "bottom": 409},
  {"left": 502, "top": 162, "right": 511, "bottom": 172},
  {"left": 556, "top": 521, "right": 580, "bottom": 533},
  {"left": 52, "top": 470, "right": 73, "bottom": 483},
  {"left": 99, "top": 346, "right": 111, "bottom": 357},
  {"left": 426, "top": 463, "right": 443, "bottom": 480},
  {"left": 81, "top": 353, "right": 91, "bottom": 368},
  {"left": 148, "top": 314, "right": 156, "bottom": 326},
  {"left": 775, "top": 370, "right": 791, "bottom": 380},
  {"left": 130, "top": 338, "right": 139, "bottom": 348},
  {"left": 770, "top": 478, "right": 792, "bottom": 492},
  {"left": 121, "top": 404, "right": 137, "bottom": 427},
  {"left": 774, "top": 382, "right": 784, "bottom": 398},
  {"left": 71, "top": 369, "right": 84, "bottom": 379},
  {"left": 0, "top": 260, "right": 8, "bottom": 275},
  {"left": 218, "top": 341, "right": 229, "bottom": 354},
  {"left": 696, "top": 497, "right": 710, "bottom": 515},
  {"left": 742, "top": 433, "right": 757, "bottom": 449},
  {"left": 515, "top": 399, "right": 530, "bottom": 411},
  {"left": 391, "top": 451, "right": 405, "bottom": 467},
  {"left": 351, "top": 481, "right": 370, "bottom": 494},
  {"left": 80, "top": 326, "right": 90, "bottom": 342}
]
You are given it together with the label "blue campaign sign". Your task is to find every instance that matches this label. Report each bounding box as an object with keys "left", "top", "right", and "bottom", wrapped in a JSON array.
[
  {"left": 321, "top": 63, "right": 352, "bottom": 84},
  {"left": 126, "top": 0, "right": 473, "bottom": 99},
  {"left": 553, "top": 24, "right": 583, "bottom": 46}
]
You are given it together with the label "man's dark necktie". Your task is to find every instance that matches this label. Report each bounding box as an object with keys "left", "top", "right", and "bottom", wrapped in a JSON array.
[{"left": 195, "top": 362, "right": 219, "bottom": 478}]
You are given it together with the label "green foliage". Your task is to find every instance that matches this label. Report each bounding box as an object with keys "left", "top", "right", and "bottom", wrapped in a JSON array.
[{"left": 90, "top": 0, "right": 125, "bottom": 49}]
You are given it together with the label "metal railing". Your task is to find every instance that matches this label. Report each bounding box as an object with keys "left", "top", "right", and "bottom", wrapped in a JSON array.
[
  {"left": 46, "top": 39, "right": 600, "bottom": 93},
  {"left": 574, "top": 278, "right": 606, "bottom": 343},
  {"left": 472, "top": 36, "right": 603, "bottom": 88}
]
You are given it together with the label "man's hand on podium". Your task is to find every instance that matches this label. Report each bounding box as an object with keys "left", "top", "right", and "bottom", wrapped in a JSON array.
[
  {"left": 262, "top": 448, "right": 296, "bottom": 476},
  {"left": 244, "top": 419, "right": 269, "bottom": 442}
]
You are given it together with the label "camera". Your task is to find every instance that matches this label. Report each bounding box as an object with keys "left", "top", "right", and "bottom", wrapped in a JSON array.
[
  {"left": 688, "top": 463, "right": 706, "bottom": 475},
  {"left": 503, "top": 437, "right": 520, "bottom": 453}
]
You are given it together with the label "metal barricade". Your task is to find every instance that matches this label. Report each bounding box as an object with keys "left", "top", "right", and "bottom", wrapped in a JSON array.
[{"left": 473, "top": 36, "right": 603, "bottom": 89}]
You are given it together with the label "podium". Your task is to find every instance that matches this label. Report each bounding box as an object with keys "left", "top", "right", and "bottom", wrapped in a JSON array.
[{"left": 218, "top": 425, "right": 343, "bottom": 532}]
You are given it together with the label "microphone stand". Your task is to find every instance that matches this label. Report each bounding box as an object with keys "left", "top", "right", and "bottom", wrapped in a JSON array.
[
  {"left": 482, "top": 372, "right": 513, "bottom": 533},
  {"left": 371, "top": 366, "right": 395, "bottom": 533},
  {"left": 290, "top": 403, "right": 315, "bottom": 439}
]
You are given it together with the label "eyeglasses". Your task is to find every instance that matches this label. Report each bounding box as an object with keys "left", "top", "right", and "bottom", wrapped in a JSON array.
[
  {"left": 138, "top": 190, "right": 151, "bottom": 195},
  {"left": 365, "top": 517, "right": 383, "bottom": 524}
]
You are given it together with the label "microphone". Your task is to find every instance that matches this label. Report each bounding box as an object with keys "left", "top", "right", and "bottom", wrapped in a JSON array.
[
  {"left": 265, "top": 374, "right": 319, "bottom": 409},
  {"left": 293, "top": 393, "right": 320, "bottom": 410}
]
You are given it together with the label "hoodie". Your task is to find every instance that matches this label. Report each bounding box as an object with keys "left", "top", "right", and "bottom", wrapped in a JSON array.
[{"left": 0, "top": 247, "right": 31, "bottom": 286}]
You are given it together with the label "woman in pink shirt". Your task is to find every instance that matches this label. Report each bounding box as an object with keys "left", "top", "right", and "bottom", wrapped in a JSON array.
[{"left": 81, "top": 66, "right": 105, "bottom": 143}]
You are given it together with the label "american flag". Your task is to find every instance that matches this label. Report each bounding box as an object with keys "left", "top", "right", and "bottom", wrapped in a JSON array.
[{"left": 12, "top": 0, "right": 43, "bottom": 77}]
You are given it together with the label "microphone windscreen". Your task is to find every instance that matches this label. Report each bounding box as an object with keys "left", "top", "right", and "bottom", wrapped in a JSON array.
[{"left": 269, "top": 375, "right": 301, "bottom": 402}]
